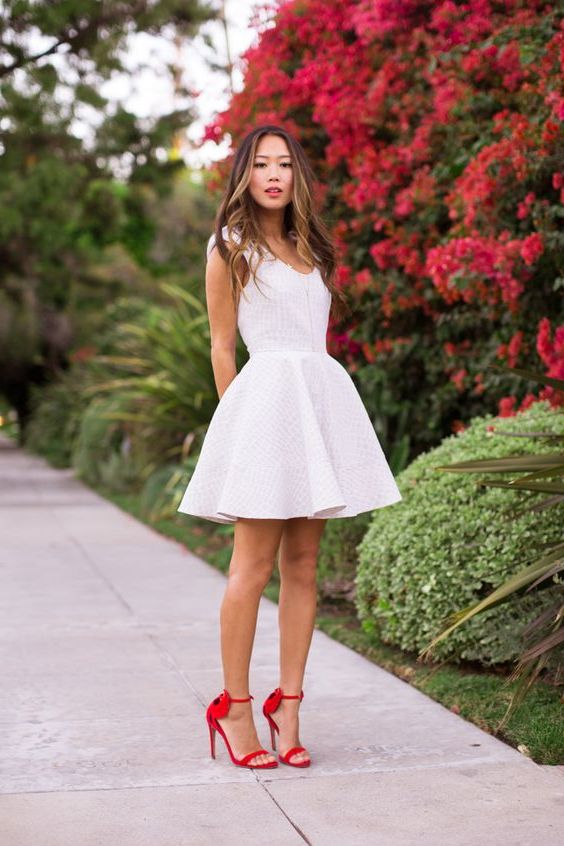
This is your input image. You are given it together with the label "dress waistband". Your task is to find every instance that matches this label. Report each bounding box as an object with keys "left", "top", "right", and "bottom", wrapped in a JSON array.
[{"left": 249, "top": 348, "right": 329, "bottom": 356}]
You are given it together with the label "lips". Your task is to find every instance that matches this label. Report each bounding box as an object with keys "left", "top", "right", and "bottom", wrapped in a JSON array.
[{"left": 265, "top": 188, "right": 282, "bottom": 194}]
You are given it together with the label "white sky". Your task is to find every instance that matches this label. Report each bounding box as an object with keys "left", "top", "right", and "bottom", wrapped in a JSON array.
[
  {"left": 8, "top": 1, "right": 267, "bottom": 170},
  {"left": 104, "top": 0, "right": 264, "bottom": 169}
]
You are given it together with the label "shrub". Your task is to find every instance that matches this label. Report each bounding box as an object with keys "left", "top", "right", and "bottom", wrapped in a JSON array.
[
  {"left": 25, "top": 365, "right": 94, "bottom": 467},
  {"left": 71, "top": 394, "right": 144, "bottom": 490},
  {"left": 317, "top": 511, "right": 372, "bottom": 604},
  {"left": 355, "top": 401, "right": 563, "bottom": 666}
]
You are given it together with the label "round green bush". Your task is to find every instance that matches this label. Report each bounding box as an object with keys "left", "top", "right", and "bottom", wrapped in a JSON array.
[{"left": 355, "top": 401, "right": 563, "bottom": 666}]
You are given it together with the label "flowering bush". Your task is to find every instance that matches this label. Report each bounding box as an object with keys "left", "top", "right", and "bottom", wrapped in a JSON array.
[{"left": 203, "top": 0, "right": 564, "bottom": 460}]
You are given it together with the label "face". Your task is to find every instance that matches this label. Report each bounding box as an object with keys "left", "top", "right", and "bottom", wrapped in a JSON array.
[{"left": 248, "top": 134, "right": 293, "bottom": 209}]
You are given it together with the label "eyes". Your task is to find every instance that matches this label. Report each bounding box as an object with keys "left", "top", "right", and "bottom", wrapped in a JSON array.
[{"left": 253, "top": 161, "right": 292, "bottom": 167}]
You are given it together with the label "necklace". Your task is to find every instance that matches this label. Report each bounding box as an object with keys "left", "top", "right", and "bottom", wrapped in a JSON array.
[{"left": 266, "top": 243, "right": 313, "bottom": 273}]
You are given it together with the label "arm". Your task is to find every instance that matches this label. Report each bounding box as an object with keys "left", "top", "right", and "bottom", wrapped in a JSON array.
[{"left": 205, "top": 242, "right": 238, "bottom": 400}]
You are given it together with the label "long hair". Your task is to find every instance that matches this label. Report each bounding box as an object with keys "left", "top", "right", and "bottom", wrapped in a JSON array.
[{"left": 211, "top": 124, "right": 351, "bottom": 322}]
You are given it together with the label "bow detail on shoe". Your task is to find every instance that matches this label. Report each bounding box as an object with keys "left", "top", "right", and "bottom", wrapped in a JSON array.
[
  {"left": 263, "top": 686, "right": 303, "bottom": 716},
  {"left": 208, "top": 689, "right": 254, "bottom": 721}
]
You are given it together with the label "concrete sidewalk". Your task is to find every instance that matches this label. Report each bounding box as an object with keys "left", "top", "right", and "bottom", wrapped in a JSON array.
[{"left": 0, "top": 433, "right": 562, "bottom": 845}]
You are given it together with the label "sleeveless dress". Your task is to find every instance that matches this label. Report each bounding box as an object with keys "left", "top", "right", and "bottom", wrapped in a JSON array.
[{"left": 177, "top": 226, "right": 402, "bottom": 524}]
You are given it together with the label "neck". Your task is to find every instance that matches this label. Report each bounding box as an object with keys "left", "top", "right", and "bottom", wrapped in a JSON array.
[{"left": 256, "top": 208, "right": 286, "bottom": 241}]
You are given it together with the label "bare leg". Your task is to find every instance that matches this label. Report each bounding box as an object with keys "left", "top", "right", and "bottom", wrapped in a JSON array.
[
  {"left": 276, "top": 517, "right": 327, "bottom": 764},
  {"left": 215, "top": 516, "right": 285, "bottom": 766}
]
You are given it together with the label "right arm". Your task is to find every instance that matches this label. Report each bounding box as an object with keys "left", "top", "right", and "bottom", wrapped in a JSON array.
[{"left": 205, "top": 240, "right": 238, "bottom": 400}]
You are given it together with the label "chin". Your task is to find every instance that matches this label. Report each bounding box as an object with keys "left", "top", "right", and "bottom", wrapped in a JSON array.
[{"left": 258, "top": 199, "right": 288, "bottom": 210}]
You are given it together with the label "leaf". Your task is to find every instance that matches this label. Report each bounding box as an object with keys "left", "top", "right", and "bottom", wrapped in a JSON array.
[
  {"left": 521, "top": 600, "right": 564, "bottom": 634},
  {"left": 485, "top": 364, "right": 564, "bottom": 392},
  {"left": 510, "top": 463, "right": 564, "bottom": 483},
  {"left": 434, "top": 454, "right": 564, "bottom": 472},
  {"left": 475, "top": 479, "right": 564, "bottom": 495},
  {"left": 519, "top": 626, "right": 564, "bottom": 662},
  {"left": 527, "top": 560, "right": 564, "bottom": 590},
  {"left": 418, "top": 545, "right": 564, "bottom": 659}
]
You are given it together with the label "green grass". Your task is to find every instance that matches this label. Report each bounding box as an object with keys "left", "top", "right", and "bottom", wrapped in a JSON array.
[{"left": 81, "top": 482, "right": 564, "bottom": 767}]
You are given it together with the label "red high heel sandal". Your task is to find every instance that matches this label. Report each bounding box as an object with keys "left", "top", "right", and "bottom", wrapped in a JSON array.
[
  {"left": 262, "top": 687, "right": 311, "bottom": 768},
  {"left": 206, "top": 689, "right": 278, "bottom": 769}
]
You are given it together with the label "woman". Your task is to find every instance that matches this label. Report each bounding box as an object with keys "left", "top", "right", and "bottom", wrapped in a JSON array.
[{"left": 177, "top": 125, "right": 402, "bottom": 770}]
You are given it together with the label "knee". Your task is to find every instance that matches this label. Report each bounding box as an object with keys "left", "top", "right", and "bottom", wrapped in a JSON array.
[
  {"left": 280, "top": 547, "right": 319, "bottom": 587},
  {"left": 228, "top": 555, "right": 274, "bottom": 594}
]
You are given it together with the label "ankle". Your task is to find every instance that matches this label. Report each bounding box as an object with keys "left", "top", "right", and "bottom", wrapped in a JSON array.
[
  {"left": 277, "top": 700, "right": 301, "bottom": 718},
  {"left": 223, "top": 701, "right": 253, "bottom": 720},
  {"left": 278, "top": 692, "right": 302, "bottom": 705},
  {"left": 277, "top": 686, "right": 303, "bottom": 697}
]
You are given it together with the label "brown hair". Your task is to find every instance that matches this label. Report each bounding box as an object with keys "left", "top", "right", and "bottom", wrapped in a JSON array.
[{"left": 210, "top": 124, "right": 351, "bottom": 322}]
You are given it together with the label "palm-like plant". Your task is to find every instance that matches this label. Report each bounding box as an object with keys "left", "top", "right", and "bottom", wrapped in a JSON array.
[
  {"left": 80, "top": 281, "right": 247, "bottom": 482},
  {"left": 419, "top": 366, "right": 563, "bottom": 729}
]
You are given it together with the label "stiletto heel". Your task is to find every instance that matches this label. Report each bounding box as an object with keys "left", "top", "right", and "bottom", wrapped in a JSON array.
[
  {"left": 208, "top": 721, "right": 216, "bottom": 759},
  {"left": 262, "top": 687, "right": 311, "bottom": 768},
  {"left": 206, "top": 689, "right": 278, "bottom": 769}
]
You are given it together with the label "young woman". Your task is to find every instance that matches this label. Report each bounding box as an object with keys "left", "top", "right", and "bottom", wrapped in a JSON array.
[{"left": 177, "top": 124, "right": 402, "bottom": 770}]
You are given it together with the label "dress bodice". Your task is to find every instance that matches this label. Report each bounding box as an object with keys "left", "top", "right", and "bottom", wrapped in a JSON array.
[{"left": 206, "top": 225, "right": 331, "bottom": 355}]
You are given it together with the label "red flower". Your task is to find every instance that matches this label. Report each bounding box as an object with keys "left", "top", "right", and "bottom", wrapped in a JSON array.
[
  {"left": 507, "top": 330, "right": 524, "bottom": 367},
  {"left": 517, "top": 192, "right": 536, "bottom": 220},
  {"left": 362, "top": 341, "right": 376, "bottom": 363},
  {"left": 450, "top": 368, "right": 467, "bottom": 391},
  {"left": 69, "top": 345, "right": 97, "bottom": 363},
  {"left": 536, "top": 318, "right": 564, "bottom": 378},
  {"left": 498, "top": 396, "right": 517, "bottom": 417},
  {"left": 520, "top": 233, "right": 544, "bottom": 266}
]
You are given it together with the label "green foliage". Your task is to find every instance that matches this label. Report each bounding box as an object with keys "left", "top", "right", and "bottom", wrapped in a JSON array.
[
  {"left": 316, "top": 511, "right": 372, "bottom": 594},
  {"left": 418, "top": 367, "right": 564, "bottom": 726},
  {"left": 81, "top": 281, "right": 236, "bottom": 468},
  {"left": 71, "top": 394, "right": 148, "bottom": 491},
  {"left": 28, "top": 277, "right": 240, "bottom": 491},
  {"left": 355, "top": 402, "right": 564, "bottom": 666},
  {"left": 25, "top": 367, "right": 91, "bottom": 467},
  {"left": 0, "top": 0, "right": 214, "bottom": 433},
  {"left": 137, "top": 455, "right": 200, "bottom": 523}
]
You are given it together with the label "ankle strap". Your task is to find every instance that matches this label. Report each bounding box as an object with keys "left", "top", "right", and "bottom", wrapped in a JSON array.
[
  {"left": 229, "top": 694, "right": 254, "bottom": 702},
  {"left": 280, "top": 690, "right": 303, "bottom": 700}
]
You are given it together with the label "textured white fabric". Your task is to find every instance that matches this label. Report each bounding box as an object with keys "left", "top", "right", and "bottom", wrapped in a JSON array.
[{"left": 177, "top": 225, "right": 403, "bottom": 523}]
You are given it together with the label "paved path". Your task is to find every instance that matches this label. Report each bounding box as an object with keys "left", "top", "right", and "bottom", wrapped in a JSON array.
[{"left": 0, "top": 434, "right": 562, "bottom": 845}]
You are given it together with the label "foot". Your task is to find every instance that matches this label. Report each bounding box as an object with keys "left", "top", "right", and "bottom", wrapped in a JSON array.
[
  {"left": 274, "top": 697, "right": 310, "bottom": 765},
  {"left": 216, "top": 700, "right": 277, "bottom": 767}
]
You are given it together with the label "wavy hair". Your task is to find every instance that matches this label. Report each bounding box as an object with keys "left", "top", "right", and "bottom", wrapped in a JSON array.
[{"left": 211, "top": 124, "right": 351, "bottom": 323}]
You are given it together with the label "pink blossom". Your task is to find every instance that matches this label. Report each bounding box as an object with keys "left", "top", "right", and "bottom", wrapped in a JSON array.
[
  {"left": 498, "top": 396, "right": 517, "bottom": 417},
  {"left": 520, "top": 233, "right": 544, "bottom": 266}
]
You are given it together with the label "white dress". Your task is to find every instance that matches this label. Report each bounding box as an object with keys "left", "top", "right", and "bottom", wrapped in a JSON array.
[{"left": 177, "top": 226, "right": 403, "bottom": 524}]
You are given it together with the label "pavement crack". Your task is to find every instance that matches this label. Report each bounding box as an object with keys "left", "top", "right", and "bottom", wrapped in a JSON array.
[
  {"left": 65, "top": 533, "right": 135, "bottom": 616},
  {"left": 256, "top": 779, "right": 313, "bottom": 845}
]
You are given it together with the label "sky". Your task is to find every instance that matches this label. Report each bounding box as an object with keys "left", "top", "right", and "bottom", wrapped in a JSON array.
[
  {"left": 12, "top": 1, "right": 268, "bottom": 172},
  {"left": 103, "top": 0, "right": 264, "bottom": 169}
]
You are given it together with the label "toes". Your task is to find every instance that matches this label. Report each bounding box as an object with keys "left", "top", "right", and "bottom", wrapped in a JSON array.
[{"left": 254, "top": 753, "right": 275, "bottom": 766}]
